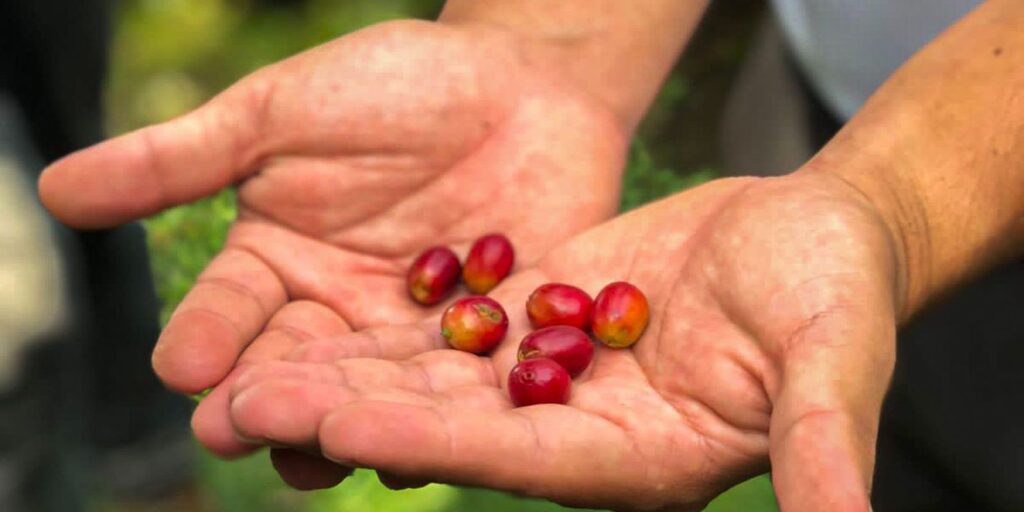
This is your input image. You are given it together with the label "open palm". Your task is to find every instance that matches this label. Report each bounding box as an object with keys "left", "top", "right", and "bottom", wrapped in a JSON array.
[
  {"left": 39, "top": 20, "right": 626, "bottom": 394},
  {"left": 216, "top": 174, "right": 900, "bottom": 512}
]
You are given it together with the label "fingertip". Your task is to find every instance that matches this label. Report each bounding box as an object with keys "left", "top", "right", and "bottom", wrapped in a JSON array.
[
  {"left": 229, "top": 379, "right": 354, "bottom": 446},
  {"left": 152, "top": 312, "right": 242, "bottom": 394},
  {"left": 270, "top": 448, "right": 353, "bottom": 491},
  {"left": 191, "top": 378, "right": 261, "bottom": 459},
  {"left": 771, "top": 410, "right": 874, "bottom": 512},
  {"left": 37, "top": 162, "right": 66, "bottom": 221},
  {"left": 377, "top": 471, "right": 431, "bottom": 490},
  {"left": 37, "top": 136, "right": 163, "bottom": 229}
]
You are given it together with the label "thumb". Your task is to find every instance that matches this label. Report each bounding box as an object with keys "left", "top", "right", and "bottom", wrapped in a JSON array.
[
  {"left": 769, "top": 308, "right": 895, "bottom": 512},
  {"left": 38, "top": 78, "right": 273, "bottom": 229}
]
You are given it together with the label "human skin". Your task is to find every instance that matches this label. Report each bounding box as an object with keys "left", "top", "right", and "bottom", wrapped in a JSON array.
[
  {"left": 219, "top": 1, "right": 1024, "bottom": 511},
  {"left": 37, "top": 0, "right": 1024, "bottom": 510},
  {"left": 37, "top": 0, "right": 709, "bottom": 493},
  {"left": 38, "top": 2, "right": 706, "bottom": 394}
]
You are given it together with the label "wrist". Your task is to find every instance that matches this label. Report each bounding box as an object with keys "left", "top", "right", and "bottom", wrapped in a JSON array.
[
  {"left": 801, "top": 123, "right": 1024, "bottom": 322},
  {"left": 437, "top": 1, "right": 707, "bottom": 132},
  {"left": 804, "top": 0, "right": 1024, "bottom": 321},
  {"left": 796, "top": 152, "right": 923, "bottom": 322},
  {"left": 433, "top": 19, "right": 637, "bottom": 133}
]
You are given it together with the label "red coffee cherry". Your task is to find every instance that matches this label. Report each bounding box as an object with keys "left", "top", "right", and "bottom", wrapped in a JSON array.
[
  {"left": 517, "top": 326, "right": 594, "bottom": 377},
  {"left": 407, "top": 246, "right": 461, "bottom": 306},
  {"left": 440, "top": 296, "right": 509, "bottom": 354},
  {"left": 462, "top": 234, "right": 515, "bottom": 294},
  {"left": 591, "top": 282, "right": 649, "bottom": 348},
  {"left": 525, "top": 283, "right": 593, "bottom": 330},
  {"left": 508, "top": 358, "right": 571, "bottom": 407}
]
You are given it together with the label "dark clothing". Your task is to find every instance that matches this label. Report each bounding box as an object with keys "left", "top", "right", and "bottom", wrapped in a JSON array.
[
  {"left": 875, "top": 262, "right": 1024, "bottom": 512},
  {"left": 0, "top": 0, "right": 110, "bottom": 160},
  {"left": 1, "top": 1, "right": 191, "bottom": 510}
]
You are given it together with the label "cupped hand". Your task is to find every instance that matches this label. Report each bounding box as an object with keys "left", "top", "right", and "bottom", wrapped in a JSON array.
[
  {"left": 38, "top": 20, "right": 627, "bottom": 394},
  {"left": 220, "top": 173, "right": 902, "bottom": 511}
]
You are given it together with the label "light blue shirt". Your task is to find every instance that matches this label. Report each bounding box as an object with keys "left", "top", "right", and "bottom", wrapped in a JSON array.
[{"left": 770, "top": 0, "right": 980, "bottom": 120}]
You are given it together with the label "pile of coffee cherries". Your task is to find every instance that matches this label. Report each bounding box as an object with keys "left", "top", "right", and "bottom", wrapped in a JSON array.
[
  {"left": 407, "top": 236, "right": 649, "bottom": 408},
  {"left": 406, "top": 233, "right": 515, "bottom": 305}
]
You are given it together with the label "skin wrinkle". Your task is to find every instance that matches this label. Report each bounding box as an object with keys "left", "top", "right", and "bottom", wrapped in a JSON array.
[
  {"left": 773, "top": 408, "right": 874, "bottom": 472},
  {"left": 192, "top": 275, "right": 272, "bottom": 323},
  {"left": 139, "top": 126, "right": 172, "bottom": 211},
  {"left": 227, "top": 223, "right": 382, "bottom": 311},
  {"left": 675, "top": 392, "right": 768, "bottom": 464},
  {"left": 238, "top": 327, "right": 307, "bottom": 365},
  {"left": 891, "top": 161, "right": 933, "bottom": 319},
  {"left": 768, "top": 272, "right": 864, "bottom": 354},
  {"left": 239, "top": 160, "right": 441, "bottom": 248},
  {"left": 406, "top": 359, "right": 438, "bottom": 395},
  {"left": 701, "top": 275, "right": 775, "bottom": 412},
  {"left": 651, "top": 272, "right": 767, "bottom": 433},
  {"left": 272, "top": 324, "right": 316, "bottom": 344},
  {"left": 225, "top": 76, "right": 276, "bottom": 182},
  {"left": 322, "top": 159, "right": 448, "bottom": 243},
  {"left": 569, "top": 407, "right": 656, "bottom": 507},
  {"left": 172, "top": 307, "right": 246, "bottom": 346},
  {"left": 815, "top": 170, "right": 913, "bottom": 315},
  {"left": 363, "top": 329, "right": 405, "bottom": 361},
  {"left": 426, "top": 404, "right": 458, "bottom": 480},
  {"left": 221, "top": 241, "right": 292, "bottom": 303},
  {"left": 668, "top": 397, "right": 723, "bottom": 496},
  {"left": 506, "top": 409, "right": 547, "bottom": 486}
]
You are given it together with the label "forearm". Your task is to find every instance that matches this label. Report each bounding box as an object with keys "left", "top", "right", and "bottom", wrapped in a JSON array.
[
  {"left": 438, "top": 0, "right": 709, "bottom": 131},
  {"left": 806, "top": 0, "right": 1024, "bottom": 319}
]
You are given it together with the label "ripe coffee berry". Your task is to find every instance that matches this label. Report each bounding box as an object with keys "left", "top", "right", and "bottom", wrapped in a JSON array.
[
  {"left": 440, "top": 296, "right": 508, "bottom": 354},
  {"left": 517, "top": 326, "right": 593, "bottom": 377},
  {"left": 508, "top": 358, "right": 571, "bottom": 407},
  {"left": 525, "top": 283, "right": 593, "bottom": 330},
  {"left": 591, "top": 282, "right": 649, "bottom": 348},
  {"left": 462, "top": 234, "right": 514, "bottom": 294},
  {"left": 407, "top": 246, "right": 461, "bottom": 306}
]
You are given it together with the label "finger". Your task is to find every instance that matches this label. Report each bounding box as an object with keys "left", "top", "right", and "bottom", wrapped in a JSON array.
[
  {"left": 285, "top": 324, "right": 447, "bottom": 363},
  {"left": 192, "top": 369, "right": 260, "bottom": 459},
  {"left": 152, "top": 247, "right": 287, "bottom": 393},
  {"left": 270, "top": 448, "right": 353, "bottom": 491},
  {"left": 192, "top": 301, "right": 350, "bottom": 457},
  {"left": 376, "top": 471, "right": 430, "bottom": 491},
  {"left": 226, "top": 222, "right": 427, "bottom": 330},
  {"left": 769, "top": 310, "right": 896, "bottom": 512},
  {"left": 238, "top": 300, "right": 352, "bottom": 365},
  {"left": 316, "top": 400, "right": 650, "bottom": 510},
  {"left": 229, "top": 352, "right": 498, "bottom": 446},
  {"left": 38, "top": 79, "right": 271, "bottom": 229},
  {"left": 239, "top": 350, "right": 497, "bottom": 397}
]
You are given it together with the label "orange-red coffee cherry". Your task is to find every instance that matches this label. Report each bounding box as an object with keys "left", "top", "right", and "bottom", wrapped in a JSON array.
[
  {"left": 525, "top": 283, "right": 593, "bottom": 330},
  {"left": 591, "top": 282, "right": 649, "bottom": 348},
  {"left": 407, "top": 246, "right": 461, "bottom": 306},
  {"left": 508, "top": 358, "right": 571, "bottom": 407},
  {"left": 462, "top": 234, "right": 515, "bottom": 294},
  {"left": 517, "top": 326, "right": 594, "bottom": 377},
  {"left": 440, "top": 296, "right": 508, "bottom": 354}
]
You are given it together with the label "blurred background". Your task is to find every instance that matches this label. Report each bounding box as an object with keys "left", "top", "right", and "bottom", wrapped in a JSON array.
[{"left": 5, "top": 0, "right": 779, "bottom": 510}]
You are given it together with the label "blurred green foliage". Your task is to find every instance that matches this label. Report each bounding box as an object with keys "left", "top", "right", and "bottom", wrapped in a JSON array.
[{"left": 115, "top": 0, "right": 777, "bottom": 510}]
